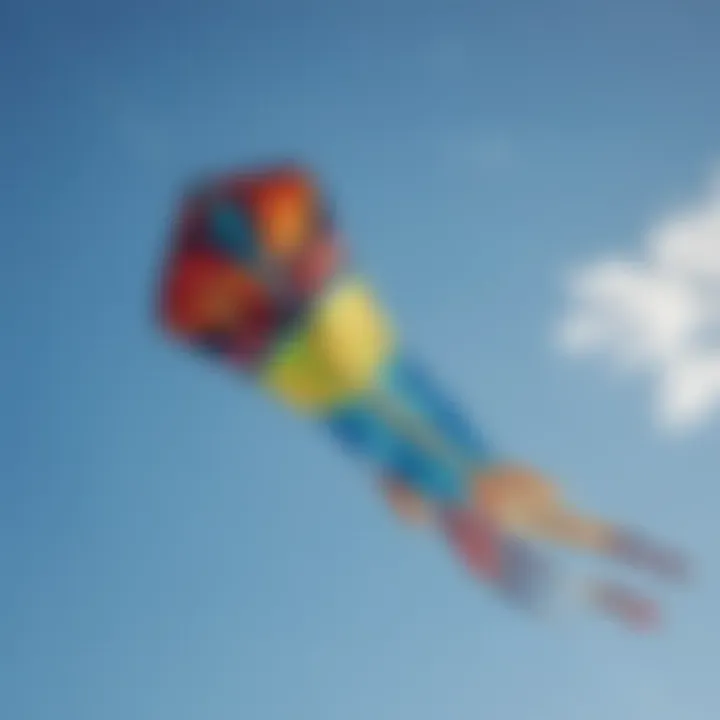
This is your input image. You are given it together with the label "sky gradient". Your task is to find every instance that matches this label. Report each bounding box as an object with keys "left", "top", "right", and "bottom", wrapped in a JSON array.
[{"left": 2, "top": 1, "right": 720, "bottom": 719}]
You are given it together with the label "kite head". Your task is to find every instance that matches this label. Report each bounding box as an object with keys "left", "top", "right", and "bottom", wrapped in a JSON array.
[{"left": 157, "top": 164, "right": 344, "bottom": 369}]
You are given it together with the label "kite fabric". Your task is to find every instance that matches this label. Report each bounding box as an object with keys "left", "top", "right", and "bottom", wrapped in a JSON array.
[{"left": 156, "top": 163, "right": 690, "bottom": 631}]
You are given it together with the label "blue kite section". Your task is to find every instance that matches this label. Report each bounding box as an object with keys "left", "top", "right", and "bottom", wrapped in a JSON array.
[{"left": 325, "top": 354, "right": 495, "bottom": 504}]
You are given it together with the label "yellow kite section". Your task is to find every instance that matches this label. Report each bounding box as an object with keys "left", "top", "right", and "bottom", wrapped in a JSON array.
[{"left": 260, "top": 277, "right": 395, "bottom": 413}]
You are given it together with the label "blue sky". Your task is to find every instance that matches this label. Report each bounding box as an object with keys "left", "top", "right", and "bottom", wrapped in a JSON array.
[{"left": 2, "top": 1, "right": 720, "bottom": 718}]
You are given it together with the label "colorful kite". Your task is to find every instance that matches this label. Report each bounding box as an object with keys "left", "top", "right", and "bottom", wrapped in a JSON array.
[{"left": 156, "top": 164, "right": 689, "bottom": 630}]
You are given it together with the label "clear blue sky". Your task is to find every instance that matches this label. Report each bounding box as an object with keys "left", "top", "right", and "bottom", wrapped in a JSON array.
[{"left": 2, "top": 1, "right": 719, "bottom": 719}]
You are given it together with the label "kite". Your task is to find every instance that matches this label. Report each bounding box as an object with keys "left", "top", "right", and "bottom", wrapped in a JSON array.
[{"left": 156, "top": 163, "right": 689, "bottom": 630}]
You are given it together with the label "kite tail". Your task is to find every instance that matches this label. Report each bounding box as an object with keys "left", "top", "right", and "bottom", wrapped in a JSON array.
[
  {"left": 438, "top": 506, "right": 558, "bottom": 612},
  {"left": 439, "top": 507, "right": 662, "bottom": 631},
  {"left": 607, "top": 528, "right": 690, "bottom": 583},
  {"left": 579, "top": 579, "right": 661, "bottom": 631}
]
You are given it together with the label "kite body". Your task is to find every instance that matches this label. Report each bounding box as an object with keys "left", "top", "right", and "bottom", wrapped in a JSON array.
[
  {"left": 158, "top": 166, "right": 491, "bottom": 506},
  {"left": 265, "top": 277, "right": 494, "bottom": 505},
  {"left": 157, "top": 164, "right": 689, "bottom": 631}
]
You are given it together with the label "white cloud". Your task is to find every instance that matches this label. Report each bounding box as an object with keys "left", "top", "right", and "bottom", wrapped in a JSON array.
[{"left": 557, "top": 168, "right": 720, "bottom": 432}]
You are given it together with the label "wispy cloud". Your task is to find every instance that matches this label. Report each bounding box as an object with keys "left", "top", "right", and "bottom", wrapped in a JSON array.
[{"left": 556, "top": 167, "right": 720, "bottom": 432}]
